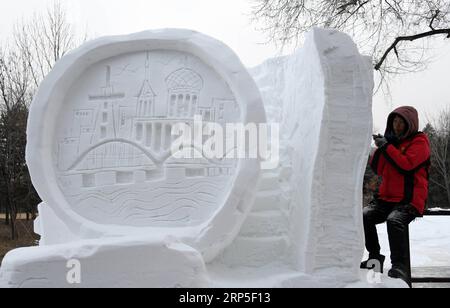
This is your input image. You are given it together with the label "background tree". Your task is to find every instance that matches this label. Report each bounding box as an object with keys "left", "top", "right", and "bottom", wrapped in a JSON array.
[
  {"left": 0, "top": 1, "right": 81, "bottom": 240},
  {"left": 0, "top": 105, "right": 31, "bottom": 239},
  {"left": 13, "top": 1, "right": 78, "bottom": 90},
  {"left": 424, "top": 110, "right": 450, "bottom": 209},
  {"left": 0, "top": 44, "right": 34, "bottom": 240},
  {"left": 251, "top": 0, "right": 450, "bottom": 78}
]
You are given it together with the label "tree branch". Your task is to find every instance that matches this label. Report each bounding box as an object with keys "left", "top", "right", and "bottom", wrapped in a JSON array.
[
  {"left": 337, "top": 0, "right": 358, "bottom": 14},
  {"left": 375, "top": 28, "right": 450, "bottom": 71},
  {"left": 430, "top": 178, "right": 448, "bottom": 191},
  {"left": 336, "top": 0, "right": 371, "bottom": 28},
  {"left": 430, "top": 10, "right": 440, "bottom": 31}
]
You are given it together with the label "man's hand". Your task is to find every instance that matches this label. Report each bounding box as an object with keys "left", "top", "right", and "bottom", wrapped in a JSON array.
[{"left": 373, "top": 134, "right": 388, "bottom": 148}]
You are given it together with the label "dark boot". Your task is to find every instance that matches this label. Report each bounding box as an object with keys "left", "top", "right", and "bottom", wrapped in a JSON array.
[
  {"left": 360, "top": 254, "right": 385, "bottom": 273},
  {"left": 386, "top": 206, "right": 416, "bottom": 285},
  {"left": 388, "top": 264, "right": 409, "bottom": 284}
]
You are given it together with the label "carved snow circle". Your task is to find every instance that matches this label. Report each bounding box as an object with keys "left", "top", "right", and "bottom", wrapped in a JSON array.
[{"left": 26, "top": 30, "right": 265, "bottom": 250}]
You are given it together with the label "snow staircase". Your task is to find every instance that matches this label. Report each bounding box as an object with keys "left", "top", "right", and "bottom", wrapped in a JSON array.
[{"left": 218, "top": 149, "right": 293, "bottom": 268}]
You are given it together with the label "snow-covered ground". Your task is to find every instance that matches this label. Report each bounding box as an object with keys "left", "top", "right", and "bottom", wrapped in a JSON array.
[
  {"left": 427, "top": 208, "right": 450, "bottom": 212},
  {"left": 364, "top": 216, "right": 450, "bottom": 268}
]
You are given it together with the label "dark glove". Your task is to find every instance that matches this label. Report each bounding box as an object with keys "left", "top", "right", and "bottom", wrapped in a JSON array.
[
  {"left": 373, "top": 135, "right": 388, "bottom": 148},
  {"left": 385, "top": 132, "right": 399, "bottom": 145}
]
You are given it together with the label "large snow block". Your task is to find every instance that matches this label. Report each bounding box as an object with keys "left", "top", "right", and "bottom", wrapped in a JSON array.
[
  {"left": 211, "top": 28, "right": 374, "bottom": 286},
  {"left": 34, "top": 203, "right": 79, "bottom": 246},
  {"left": 0, "top": 236, "right": 208, "bottom": 288},
  {"left": 283, "top": 28, "right": 373, "bottom": 278}
]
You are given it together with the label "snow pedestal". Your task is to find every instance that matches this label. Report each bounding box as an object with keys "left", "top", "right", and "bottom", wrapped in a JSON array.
[
  {"left": 0, "top": 236, "right": 208, "bottom": 288},
  {"left": 0, "top": 28, "right": 404, "bottom": 288}
]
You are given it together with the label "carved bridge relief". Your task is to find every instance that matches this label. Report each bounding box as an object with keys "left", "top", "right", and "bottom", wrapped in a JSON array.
[{"left": 55, "top": 50, "right": 241, "bottom": 227}]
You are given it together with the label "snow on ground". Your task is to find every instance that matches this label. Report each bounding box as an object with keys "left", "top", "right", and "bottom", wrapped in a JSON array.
[
  {"left": 364, "top": 216, "right": 450, "bottom": 268},
  {"left": 427, "top": 208, "right": 450, "bottom": 212}
]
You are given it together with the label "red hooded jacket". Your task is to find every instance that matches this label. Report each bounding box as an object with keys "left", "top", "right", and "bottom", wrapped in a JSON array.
[{"left": 370, "top": 106, "right": 431, "bottom": 215}]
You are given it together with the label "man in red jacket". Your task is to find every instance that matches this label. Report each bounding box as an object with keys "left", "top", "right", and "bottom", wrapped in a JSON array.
[{"left": 360, "top": 106, "right": 431, "bottom": 283}]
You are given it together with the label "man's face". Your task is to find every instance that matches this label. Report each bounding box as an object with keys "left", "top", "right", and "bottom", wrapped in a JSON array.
[{"left": 393, "top": 116, "right": 406, "bottom": 137}]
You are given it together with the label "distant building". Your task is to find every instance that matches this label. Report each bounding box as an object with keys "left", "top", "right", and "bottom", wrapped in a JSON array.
[
  {"left": 58, "top": 53, "right": 239, "bottom": 190},
  {"left": 166, "top": 68, "right": 203, "bottom": 118},
  {"left": 198, "top": 98, "right": 239, "bottom": 124},
  {"left": 89, "top": 65, "right": 125, "bottom": 143},
  {"left": 136, "top": 52, "right": 157, "bottom": 117}
]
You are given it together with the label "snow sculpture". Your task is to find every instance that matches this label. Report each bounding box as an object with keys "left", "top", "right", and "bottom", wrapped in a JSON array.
[
  {"left": 0, "top": 28, "right": 406, "bottom": 288},
  {"left": 0, "top": 29, "right": 265, "bottom": 287},
  {"left": 25, "top": 29, "right": 265, "bottom": 257},
  {"left": 207, "top": 28, "right": 377, "bottom": 287}
]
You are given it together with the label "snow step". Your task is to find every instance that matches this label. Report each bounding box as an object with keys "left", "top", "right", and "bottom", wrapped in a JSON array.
[
  {"left": 279, "top": 165, "right": 293, "bottom": 179},
  {"left": 240, "top": 210, "right": 289, "bottom": 237},
  {"left": 252, "top": 191, "right": 288, "bottom": 212},
  {"left": 279, "top": 183, "right": 293, "bottom": 198},
  {"left": 257, "top": 173, "right": 281, "bottom": 191},
  {"left": 219, "top": 236, "right": 289, "bottom": 268},
  {"left": 260, "top": 168, "right": 281, "bottom": 178}
]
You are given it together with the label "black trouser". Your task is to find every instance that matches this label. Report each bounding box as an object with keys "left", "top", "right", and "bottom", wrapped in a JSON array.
[{"left": 363, "top": 200, "right": 418, "bottom": 269}]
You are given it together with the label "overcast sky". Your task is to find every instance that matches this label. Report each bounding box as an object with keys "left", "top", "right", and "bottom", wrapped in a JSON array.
[{"left": 1, "top": 0, "right": 449, "bottom": 131}]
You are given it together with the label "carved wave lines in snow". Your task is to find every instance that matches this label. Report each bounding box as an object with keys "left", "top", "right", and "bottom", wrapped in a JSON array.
[{"left": 67, "top": 177, "right": 231, "bottom": 227}]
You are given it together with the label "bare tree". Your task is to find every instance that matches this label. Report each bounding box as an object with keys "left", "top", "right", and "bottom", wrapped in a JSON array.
[
  {"left": 251, "top": 0, "right": 450, "bottom": 75},
  {"left": 0, "top": 44, "right": 33, "bottom": 240},
  {"left": 427, "top": 109, "right": 450, "bottom": 207},
  {"left": 13, "top": 1, "right": 77, "bottom": 90},
  {"left": 0, "top": 46, "right": 32, "bottom": 110},
  {"left": 0, "top": 1, "right": 80, "bottom": 240}
]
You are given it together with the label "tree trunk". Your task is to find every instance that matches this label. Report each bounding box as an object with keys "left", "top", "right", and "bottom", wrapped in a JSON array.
[
  {"left": 10, "top": 216, "right": 17, "bottom": 240},
  {"left": 31, "top": 205, "right": 37, "bottom": 220},
  {"left": 5, "top": 205, "right": 10, "bottom": 225},
  {"left": 447, "top": 190, "right": 450, "bottom": 208},
  {"left": 6, "top": 182, "right": 19, "bottom": 240},
  {"left": 445, "top": 175, "right": 450, "bottom": 208},
  {"left": 11, "top": 205, "right": 19, "bottom": 240}
]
